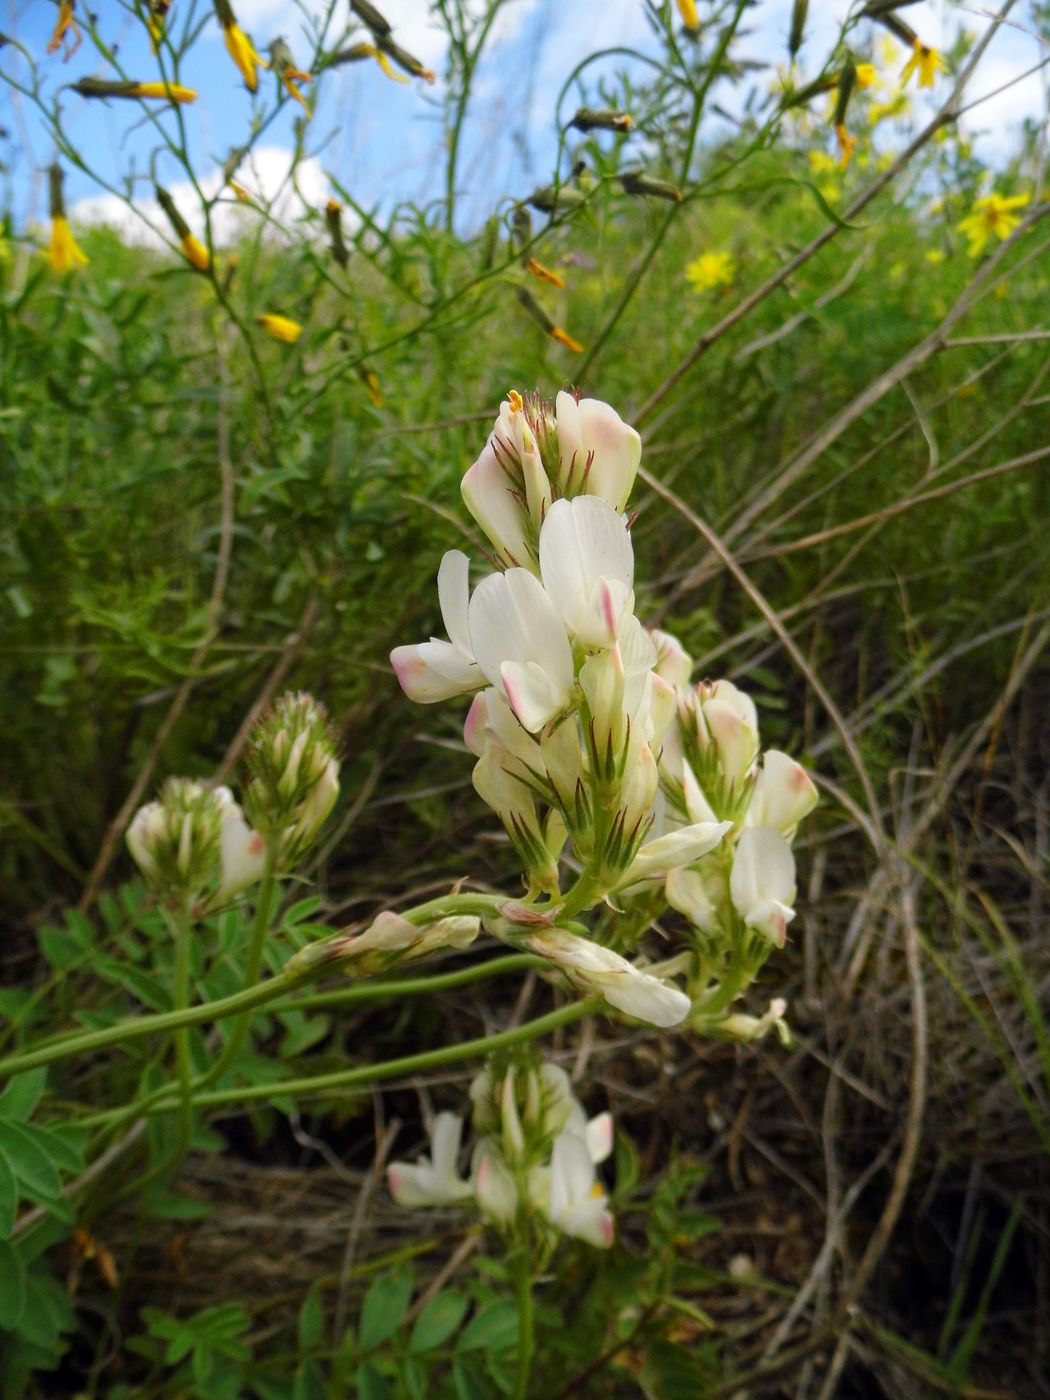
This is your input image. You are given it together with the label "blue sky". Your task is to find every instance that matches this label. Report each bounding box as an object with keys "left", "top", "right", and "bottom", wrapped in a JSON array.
[{"left": 3, "top": 1, "right": 1046, "bottom": 245}]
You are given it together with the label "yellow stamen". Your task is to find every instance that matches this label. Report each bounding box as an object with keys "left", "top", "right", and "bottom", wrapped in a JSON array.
[
  {"left": 49, "top": 215, "right": 88, "bottom": 272},
  {"left": 508, "top": 389, "right": 524, "bottom": 413},
  {"left": 180, "top": 234, "right": 211, "bottom": 272},
  {"left": 525, "top": 257, "right": 566, "bottom": 289},
  {"left": 551, "top": 327, "right": 583, "bottom": 353},
  {"left": 257, "top": 313, "right": 303, "bottom": 344}
]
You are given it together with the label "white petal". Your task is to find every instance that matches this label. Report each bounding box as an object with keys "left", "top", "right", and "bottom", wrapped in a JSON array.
[
  {"left": 500, "top": 660, "right": 565, "bottom": 732},
  {"left": 468, "top": 569, "right": 573, "bottom": 720},
  {"left": 217, "top": 804, "right": 266, "bottom": 900},
  {"left": 437, "top": 550, "right": 473, "bottom": 656},
  {"left": 621, "top": 820, "right": 732, "bottom": 884},
  {"left": 575, "top": 397, "right": 641, "bottom": 511},
  {"left": 584, "top": 1112, "right": 614, "bottom": 1164},
  {"left": 461, "top": 445, "right": 533, "bottom": 568},
  {"left": 391, "top": 641, "right": 482, "bottom": 703},
  {"left": 430, "top": 1112, "right": 466, "bottom": 1178},
  {"left": 747, "top": 750, "right": 818, "bottom": 835},
  {"left": 730, "top": 827, "right": 797, "bottom": 946},
  {"left": 539, "top": 497, "right": 634, "bottom": 647},
  {"left": 601, "top": 971, "right": 691, "bottom": 1028},
  {"left": 474, "top": 1146, "right": 518, "bottom": 1223}
]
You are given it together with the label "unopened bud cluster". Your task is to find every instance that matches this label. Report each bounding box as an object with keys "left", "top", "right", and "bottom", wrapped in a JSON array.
[
  {"left": 243, "top": 691, "right": 341, "bottom": 862},
  {"left": 387, "top": 1056, "right": 614, "bottom": 1250},
  {"left": 390, "top": 391, "right": 817, "bottom": 1039},
  {"left": 126, "top": 691, "right": 339, "bottom": 906}
]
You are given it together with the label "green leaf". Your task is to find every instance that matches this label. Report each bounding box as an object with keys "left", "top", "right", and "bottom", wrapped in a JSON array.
[
  {"left": 359, "top": 1269, "right": 414, "bottom": 1351},
  {"left": 293, "top": 1359, "right": 327, "bottom": 1400},
  {"left": 452, "top": 1359, "right": 487, "bottom": 1400},
  {"left": 0, "top": 1239, "right": 27, "bottom": 1330},
  {"left": 0, "top": 1121, "right": 63, "bottom": 1199},
  {"left": 0, "top": 1146, "right": 19, "bottom": 1238},
  {"left": 21, "top": 1124, "right": 82, "bottom": 1176},
  {"left": 456, "top": 1301, "right": 518, "bottom": 1354},
  {"left": 298, "top": 1281, "right": 324, "bottom": 1354},
  {"left": 409, "top": 1290, "right": 469, "bottom": 1354},
  {"left": 354, "top": 1361, "right": 392, "bottom": 1400},
  {"left": 0, "top": 1070, "right": 48, "bottom": 1122}
]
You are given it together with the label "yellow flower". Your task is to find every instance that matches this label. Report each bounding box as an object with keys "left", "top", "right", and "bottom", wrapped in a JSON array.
[
  {"left": 359, "top": 367, "right": 383, "bottom": 407},
  {"left": 807, "top": 150, "right": 838, "bottom": 177},
  {"left": 676, "top": 0, "right": 699, "bottom": 31},
  {"left": 924, "top": 249, "right": 946, "bottom": 265},
  {"left": 223, "top": 21, "right": 267, "bottom": 91},
  {"left": 550, "top": 326, "right": 583, "bottom": 352},
  {"left": 684, "top": 250, "right": 735, "bottom": 292},
  {"left": 900, "top": 40, "right": 946, "bottom": 90},
  {"left": 228, "top": 180, "right": 253, "bottom": 204},
  {"left": 129, "top": 81, "right": 198, "bottom": 103},
  {"left": 855, "top": 63, "right": 877, "bottom": 91},
  {"left": 47, "top": 1, "right": 81, "bottom": 58},
  {"left": 257, "top": 313, "right": 302, "bottom": 344},
  {"left": 352, "top": 43, "right": 409, "bottom": 84},
  {"left": 49, "top": 215, "right": 88, "bottom": 272},
  {"left": 525, "top": 257, "right": 566, "bottom": 289},
  {"left": 180, "top": 234, "right": 211, "bottom": 272},
  {"left": 957, "top": 192, "right": 1030, "bottom": 258}
]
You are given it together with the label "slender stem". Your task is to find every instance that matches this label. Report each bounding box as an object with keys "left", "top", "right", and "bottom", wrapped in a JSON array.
[
  {"left": 512, "top": 1243, "right": 535, "bottom": 1400},
  {"left": 78, "top": 1000, "right": 597, "bottom": 1125},
  {"left": 117, "top": 905, "right": 197, "bottom": 1201},
  {"left": 195, "top": 851, "right": 281, "bottom": 1088},
  {"left": 0, "top": 896, "right": 513, "bottom": 1080}
]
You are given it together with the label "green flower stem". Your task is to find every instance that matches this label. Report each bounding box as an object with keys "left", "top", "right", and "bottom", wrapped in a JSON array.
[
  {"left": 193, "top": 850, "right": 281, "bottom": 1089},
  {"left": 77, "top": 999, "right": 597, "bottom": 1126},
  {"left": 122, "top": 904, "right": 197, "bottom": 1198},
  {"left": 512, "top": 1243, "right": 536, "bottom": 1400},
  {"left": 0, "top": 895, "right": 513, "bottom": 1080},
  {"left": 278, "top": 954, "right": 542, "bottom": 1014}
]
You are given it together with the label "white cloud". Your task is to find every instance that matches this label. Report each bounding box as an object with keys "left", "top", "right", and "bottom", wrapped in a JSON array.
[{"left": 69, "top": 146, "right": 330, "bottom": 247}]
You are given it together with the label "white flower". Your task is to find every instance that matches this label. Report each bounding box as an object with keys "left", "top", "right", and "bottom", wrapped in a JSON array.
[
  {"left": 523, "top": 928, "right": 692, "bottom": 1028},
  {"left": 391, "top": 550, "right": 484, "bottom": 703},
  {"left": 729, "top": 827, "right": 797, "bottom": 948},
  {"left": 468, "top": 568, "right": 574, "bottom": 732},
  {"left": 387, "top": 1113, "right": 474, "bottom": 1207},
  {"left": 746, "top": 750, "right": 818, "bottom": 838},
  {"left": 340, "top": 910, "right": 481, "bottom": 964},
  {"left": 473, "top": 1142, "right": 518, "bottom": 1225},
  {"left": 544, "top": 1130, "right": 614, "bottom": 1248},
  {"left": 553, "top": 390, "right": 640, "bottom": 512},
  {"left": 215, "top": 789, "right": 267, "bottom": 900},
  {"left": 619, "top": 819, "right": 731, "bottom": 886},
  {"left": 539, "top": 496, "right": 634, "bottom": 649}
]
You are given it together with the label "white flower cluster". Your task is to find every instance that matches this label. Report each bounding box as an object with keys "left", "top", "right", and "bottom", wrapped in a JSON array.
[
  {"left": 390, "top": 391, "right": 817, "bottom": 1037},
  {"left": 387, "top": 1060, "right": 614, "bottom": 1250}
]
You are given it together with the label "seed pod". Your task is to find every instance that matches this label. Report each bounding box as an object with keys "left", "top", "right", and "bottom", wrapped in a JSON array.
[
  {"left": 325, "top": 197, "right": 350, "bottom": 267},
  {"left": 788, "top": 0, "right": 809, "bottom": 55},
  {"left": 351, "top": 0, "right": 391, "bottom": 36},
  {"left": 570, "top": 107, "right": 633, "bottom": 134},
  {"left": 619, "top": 169, "right": 683, "bottom": 202},
  {"left": 832, "top": 54, "right": 857, "bottom": 128}
]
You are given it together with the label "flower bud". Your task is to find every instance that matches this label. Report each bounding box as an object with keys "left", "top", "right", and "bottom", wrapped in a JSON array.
[
  {"left": 570, "top": 107, "right": 633, "bottom": 134},
  {"left": 127, "top": 779, "right": 263, "bottom": 906},
  {"left": 522, "top": 927, "right": 692, "bottom": 1027},
  {"left": 718, "top": 997, "right": 792, "bottom": 1047},
  {"left": 244, "top": 692, "right": 340, "bottom": 862}
]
